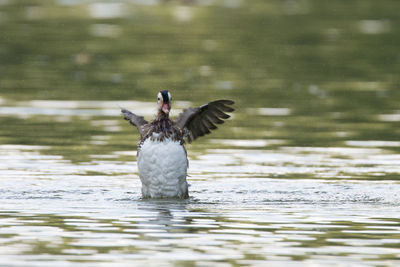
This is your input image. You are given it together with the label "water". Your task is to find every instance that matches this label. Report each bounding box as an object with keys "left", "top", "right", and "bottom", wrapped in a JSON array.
[
  {"left": 1, "top": 0, "right": 400, "bottom": 266},
  {"left": 1, "top": 100, "right": 400, "bottom": 266}
]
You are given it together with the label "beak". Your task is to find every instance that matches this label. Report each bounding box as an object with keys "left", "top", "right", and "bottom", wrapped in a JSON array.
[{"left": 162, "top": 102, "right": 170, "bottom": 114}]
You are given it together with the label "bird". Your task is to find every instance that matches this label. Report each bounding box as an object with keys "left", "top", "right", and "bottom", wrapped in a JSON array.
[{"left": 121, "top": 90, "right": 234, "bottom": 199}]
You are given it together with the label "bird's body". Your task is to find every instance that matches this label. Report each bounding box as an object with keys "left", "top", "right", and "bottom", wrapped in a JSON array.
[
  {"left": 121, "top": 90, "right": 234, "bottom": 199},
  {"left": 137, "top": 116, "right": 189, "bottom": 198},
  {"left": 138, "top": 137, "right": 188, "bottom": 198}
]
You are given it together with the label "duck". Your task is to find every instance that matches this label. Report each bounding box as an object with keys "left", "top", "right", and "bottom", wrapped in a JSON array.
[{"left": 121, "top": 90, "right": 234, "bottom": 199}]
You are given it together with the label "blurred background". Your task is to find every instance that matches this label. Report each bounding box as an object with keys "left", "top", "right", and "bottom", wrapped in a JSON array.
[
  {"left": 2, "top": 0, "right": 400, "bottom": 101},
  {"left": 2, "top": 0, "right": 400, "bottom": 166},
  {"left": 2, "top": 0, "right": 400, "bottom": 102},
  {"left": 1, "top": 1, "right": 400, "bottom": 170}
]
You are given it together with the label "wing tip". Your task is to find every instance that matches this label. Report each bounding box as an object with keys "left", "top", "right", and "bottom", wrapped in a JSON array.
[
  {"left": 218, "top": 99, "right": 235, "bottom": 106},
  {"left": 120, "top": 107, "right": 129, "bottom": 114},
  {"left": 213, "top": 100, "right": 235, "bottom": 113}
]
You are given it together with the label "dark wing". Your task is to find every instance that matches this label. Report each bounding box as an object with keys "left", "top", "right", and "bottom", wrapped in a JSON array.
[
  {"left": 121, "top": 108, "right": 148, "bottom": 136},
  {"left": 175, "top": 100, "right": 234, "bottom": 143}
]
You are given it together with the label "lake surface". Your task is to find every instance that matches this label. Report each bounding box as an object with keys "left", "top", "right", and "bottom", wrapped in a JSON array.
[{"left": 1, "top": 1, "right": 400, "bottom": 266}]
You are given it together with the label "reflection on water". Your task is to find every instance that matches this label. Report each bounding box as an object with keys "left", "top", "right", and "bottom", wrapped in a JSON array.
[
  {"left": 2, "top": 0, "right": 400, "bottom": 266},
  {"left": 1, "top": 156, "right": 400, "bottom": 266},
  {"left": 1, "top": 97, "right": 400, "bottom": 265}
]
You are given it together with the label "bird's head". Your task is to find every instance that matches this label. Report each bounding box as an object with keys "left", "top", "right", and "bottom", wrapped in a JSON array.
[{"left": 157, "top": 90, "right": 172, "bottom": 116}]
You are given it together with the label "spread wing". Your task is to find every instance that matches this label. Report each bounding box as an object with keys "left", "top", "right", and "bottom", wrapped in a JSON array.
[
  {"left": 175, "top": 100, "right": 234, "bottom": 143},
  {"left": 121, "top": 108, "right": 148, "bottom": 136}
]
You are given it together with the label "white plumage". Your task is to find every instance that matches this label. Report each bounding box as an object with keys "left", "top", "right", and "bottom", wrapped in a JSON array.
[{"left": 137, "top": 137, "right": 188, "bottom": 199}]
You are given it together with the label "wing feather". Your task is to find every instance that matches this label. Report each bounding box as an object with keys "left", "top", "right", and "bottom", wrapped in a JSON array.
[
  {"left": 175, "top": 99, "right": 234, "bottom": 143},
  {"left": 206, "top": 113, "right": 224, "bottom": 124},
  {"left": 212, "top": 100, "right": 235, "bottom": 112},
  {"left": 209, "top": 106, "right": 231, "bottom": 119},
  {"left": 121, "top": 108, "right": 148, "bottom": 136},
  {"left": 202, "top": 116, "right": 217, "bottom": 130}
]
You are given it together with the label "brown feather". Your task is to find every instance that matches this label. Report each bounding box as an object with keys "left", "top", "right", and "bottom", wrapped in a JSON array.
[
  {"left": 121, "top": 108, "right": 148, "bottom": 136},
  {"left": 202, "top": 116, "right": 217, "bottom": 130},
  {"left": 174, "top": 99, "right": 234, "bottom": 143}
]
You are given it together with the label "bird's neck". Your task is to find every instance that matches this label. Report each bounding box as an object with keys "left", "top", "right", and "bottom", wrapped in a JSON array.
[{"left": 156, "top": 111, "right": 169, "bottom": 120}]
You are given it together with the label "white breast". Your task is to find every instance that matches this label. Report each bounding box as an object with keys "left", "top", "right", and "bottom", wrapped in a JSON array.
[{"left": 137, "top": 138, "right": 188, "bottom": 198}]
